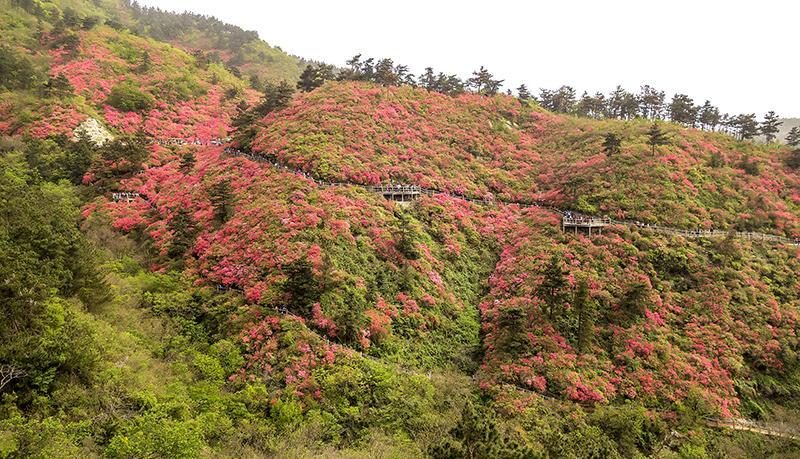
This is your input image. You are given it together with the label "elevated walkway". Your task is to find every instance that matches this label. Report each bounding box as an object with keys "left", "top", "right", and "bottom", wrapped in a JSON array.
[
  {"left": 562, "top": 216, "right": 610, "bottom": 235},
  {"left": 111, "top": 192, "right": 140, "bottom": 202},
  {"left": 366, "top": 184, "right": 422, "bottom": 203}
]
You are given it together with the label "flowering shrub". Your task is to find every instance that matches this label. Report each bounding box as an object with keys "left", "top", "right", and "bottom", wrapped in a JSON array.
[
  {"left": 253, "top": 82, "right": 800, "bottom": 237},
  {"left": 478, "top": 206, "right": 800, "bottom": 416},
  {"left": 100, "top": 145, "right": 498, "bottom": 372}
]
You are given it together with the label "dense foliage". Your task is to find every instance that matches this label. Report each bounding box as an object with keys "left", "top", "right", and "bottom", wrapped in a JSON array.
[
  {"left": 1, "top": 0, "right": 799, "bottom": 457},
  {"left": 252, "top": 82, "right": 800, "bottom": 237}
]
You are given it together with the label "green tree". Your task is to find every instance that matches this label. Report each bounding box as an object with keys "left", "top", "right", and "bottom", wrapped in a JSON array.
[
  {"left": 637, "top": 85, "right": 665, "bottom": 119},
  {"left": 466, "top": 66, "right": 503, "bottom": 96},
  {"left": 106, "top": 82, "right": 156, "bottom": 112},
  {"left": 136, "top": 50, "right": 151, "bottom": 73},
  {"left": 731, "top": 113, "right": 759, "bottom": 140},
  {"left": 297, "top": 63, "right": 335, "bottom": 92},
  {"left": 617, "top": 281, "right": 649, "bottom": 326},
  {"left": 394, "top": 211, "right": 420, "bottom": 260},
  {"left": 0, "top": 157, "right": 106, "bottom": 394},
  {"left": 22, "top": 137, "right": 66, "bottom": 181},
  {"left": 233, "top": 81, "right": 295, "bottom": 149},
  {"left": 420, "top": 67, "right": 436, "bottom": 90},
  {"left": 668, "top": 94, "right": 698, "bottom": 126},
  {"left": 576, "top": 91, "right": 608, "bottom": 119},
  {"left": 786, "top": 148, "right": 800, "bottom": 169},
  {"left": 646, "top": 122, "right": 668, "bottom": 154},
  {"left": 540, "top": 86, "right": 577, "bottom": 113},
  {"left": 429, "top": 401, "right": 535, "bottom": 459},
  {"left": 0, "top": 45, "right": 38, "bottom": 90},
  {"left": 92, "top": 136, "right": 149, "bottom": 189},
  {"left": 495, "top": 306, "right": 528, "bottom": 355},
  {"left": 786, "top": 126, "right": 800, "bottom": 147},
  {"left": 208, "top": 179, "right": 233, "bottom": 224},
  {"left": 697, "top": 100, "right": 721, "bottom": 131},
  {"left": 607, "top": 85, "right": 638, "bottom": 119},
  {"left": 517, "top": 84, "right": 531, "bottom": 101},
  {"left": 167, "top": 207, "right": 196, "bottom": 259},
  {"left": 602, "top": 133, "right": 622, "bottom": 156},
  {"left": 760, "top": 111, "right": 782, "bottom": 142},
  {"left": 539, "top": 254, "right": 569, "bottom": 321},
  {"left": 283, "top": 259, "right": 323, "bottom": 316},
  {"left": 255, "top": 81, "right": 294, "bottom": 116},
  {"left": 42, "top": 73, "right": 73, "bottom": 97},
  {"left": 63, "top": 133, "right": 98, "bottom": 184}
]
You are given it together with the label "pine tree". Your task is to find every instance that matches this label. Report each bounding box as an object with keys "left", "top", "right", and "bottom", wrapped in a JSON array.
[
  {"left": 576, "top": 92, "right": 607, "bottom": 119},
  {"left": 668, "top": 94, "right": 698, "bottom": 126},
  {"left": 420, "top": 67, "right": 436, "bottom": 90},
  {"left": 786, "top": 126, "right": 800, "bottom": 147},
  {"left": 496, "top": 306, "right": 528, "bottom": 355},
  {"left": 64, "top": 132, "right": 96, "bottom": 184},
  {"left": 373, "top": 58, "right": 399, "bottom": 86},
  {"left": 617, "top": 281, "right": 649, "bottom": 326},
  {"left": 136, "top": 50, "right": 151, "bottom": 73},
  {"left": 786, "top": 148, "right": 800, "bottom": 169},
  {"left": 602, "top": 133, "right": 622, "bottom": 156},
  {"left": 256, "top": 81, "right": 295, "bottom": 116},
  {"left": 539, "top": 254, "right": 569, "bottom": 321},
  {"left": 429, "top": 401, "right": 534, "bottom": 459},
  {"left": 646, "top": 122, "right": 668, "bottom": 154},
  {"left": 552, "top": 85, "right": 576, "bottom": 113},
  {"left": 607, "top": 86, "right": 638, "bottom": 119},
  {"left": 42, "top": 73, "right": 74, "bottom": 97},
  {"left": 297, "top": 64, "right": 334, "bottom": 92},
  {"left": 466, "top": 66, "right": 503, "bottom": 96},
  {"left": 233, "top": 81, "right": 295, "bottom": 149},
  {"left": 760, "top": 111, "right": 782, "bottom": 142},
  {"left": 249, "top": 74, "right": 262, "bottom": 91},
  {"left": 167, "top": 206, "right": 196, "bottom": 259},
  {"left": 209, "top": 179, "right": 234, "bottom": 224},
  {"left": 637, "top": 85, "right": 665, "bottom": 119},
  {"left": 733, "top": 113, "right": 760, "bottom": 140},
  {"left": 516, "top": 84, "right": 531, "bottom": 101},
  {"left": 697, "top": 100, "right": 721, "bottom": 131}
]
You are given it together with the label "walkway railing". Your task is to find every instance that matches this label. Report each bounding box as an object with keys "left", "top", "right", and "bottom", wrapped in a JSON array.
[
  {"left": 112, "top": 139, "right": 800, "bottom": 248},
  {"left": 111, "top": 192, "right": 140, "bottom": 202},
  {"left": 563, "top": 216, "right": 612, "bottom": 226},
  {"left": 705, "top": 417, "right": 800, "bottom": 440}
]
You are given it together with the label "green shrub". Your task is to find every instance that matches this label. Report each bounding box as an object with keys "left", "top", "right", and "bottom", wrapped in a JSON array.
[
  {"left": 0, "top": 45, "right": 39, "bottom": 90},
  {"left": 105, "top": 83, "right": 155, "bottom": 112},
  {"left": 106, "top": 413, "right": 203, "bottom": 459}
]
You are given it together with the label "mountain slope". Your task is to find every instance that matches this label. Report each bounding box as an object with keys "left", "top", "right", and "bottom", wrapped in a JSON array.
[
  {"left": 1, "top": 0, "right": 800, "bottom": 456},
  {"left": 252, "top": 82, "right": 800, "bottom": 236}
]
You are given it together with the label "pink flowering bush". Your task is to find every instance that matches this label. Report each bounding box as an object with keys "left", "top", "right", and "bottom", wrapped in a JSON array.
[
  {"left": 253, "top": 82, "right": 800, "bottom": 237},
  {"left": 477, "top": 206, "right": 800, "bottom": 417},
  {"left": 99, "top": 144, "right": 498, "bottom": 371}
]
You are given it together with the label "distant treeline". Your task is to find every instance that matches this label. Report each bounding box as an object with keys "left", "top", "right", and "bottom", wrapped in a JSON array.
[
  {"left": 126, "top": 0, "right": 259, "bottom": 52},
  {"left": 294, "top": 55, "right": 794, "bottom": 144}
]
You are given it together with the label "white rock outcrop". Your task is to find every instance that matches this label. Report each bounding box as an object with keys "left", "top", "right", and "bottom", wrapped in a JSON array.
[{"left": 72, "top": 117, "right": 114, "bottom": 146}]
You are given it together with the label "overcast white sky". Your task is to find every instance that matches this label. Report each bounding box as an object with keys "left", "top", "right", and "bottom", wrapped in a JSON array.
[{"left": 139, "top": 0, "right": 798, "bottom": 117}]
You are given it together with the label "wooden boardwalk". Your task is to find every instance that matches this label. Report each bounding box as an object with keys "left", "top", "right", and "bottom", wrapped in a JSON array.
[
  {"left": 562, "top": 216, "right": 610, "bottom": 235},
  {"left": 112, "top": 140, "right": 800, "bottom": 249}
]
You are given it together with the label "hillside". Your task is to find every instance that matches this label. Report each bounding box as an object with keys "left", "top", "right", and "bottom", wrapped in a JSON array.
[
  {"left": 1, "top": 0, "right": 800, "bottom": 457},
  {"left": 252, "top": 82, "right": 800, "bottom": 236}
]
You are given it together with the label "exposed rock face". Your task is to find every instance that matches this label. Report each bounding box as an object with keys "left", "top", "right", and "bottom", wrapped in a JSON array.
[{"left": 72, "top": 117, "right": 114, "bottom": 146}]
